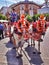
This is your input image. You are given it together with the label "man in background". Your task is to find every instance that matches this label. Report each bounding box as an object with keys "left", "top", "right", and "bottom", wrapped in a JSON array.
[
  {"left": 10, "top": 8, "right": 18, "bottom": 23},
  {"left": 0, "top": 22, "right": 4, "bottom": 39}
]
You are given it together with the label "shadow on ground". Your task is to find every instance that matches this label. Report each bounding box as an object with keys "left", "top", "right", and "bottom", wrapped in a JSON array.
[
  {"left": 6, "top": 41, "right": 14, "bottom": 48},
  {"left": 25, "top": 46, "right": 43, "bottom": 65},
  {"left": 5, "top": 41, "right": 23, "bottom": 65},
  {"left": 5, "top": 41, "right": 43, "bottom": 65}
]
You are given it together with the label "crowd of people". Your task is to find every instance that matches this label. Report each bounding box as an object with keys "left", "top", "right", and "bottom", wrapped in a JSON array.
[{"left": 0, "top": 9, "right": 48, "bottom": 58}]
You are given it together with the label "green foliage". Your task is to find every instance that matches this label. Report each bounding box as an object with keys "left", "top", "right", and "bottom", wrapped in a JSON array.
[
  {"left": 32, "top": 13, "right": 49, "bottom": 22},
  {"left": 0, "top": 14, "right": 3, "bottom": 19},
  {"left": 44, "top": 13, "right": 49, "bottom": 21},
  {"left": 2, "top": 16, "right": 7, "bottom": 20},
  {"left": 24, "top": 13, "right": 49, "bottom": 22},
  {"left": 32, "top": 15, "right": 36, "bottom": 22},
  {"left": 0, "top": 14, "right": 7, "bottom": 20},
  {"left": 26, "top": 15, "right": 33, "bottom": 22},
  {"left": 35, "top": 14, "right": 40, "bottom": 20},
  {"left": 32, "top": 14, "right": 40, "bottom": 22}
]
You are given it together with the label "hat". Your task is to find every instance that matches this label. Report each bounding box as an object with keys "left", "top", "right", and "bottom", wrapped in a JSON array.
[
  {"left": 40, "top": 14, "right": 44, "bottom": 19},
  {"left": 20, "top": 14, "right": 25, "bottom": 18}
]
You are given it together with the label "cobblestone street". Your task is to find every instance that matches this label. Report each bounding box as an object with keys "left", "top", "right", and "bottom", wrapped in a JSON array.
[{"left": 0, "top": 27, "right": 49, "bottom": 65}]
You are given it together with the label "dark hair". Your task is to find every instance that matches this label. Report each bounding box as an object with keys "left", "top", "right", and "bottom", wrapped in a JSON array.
[
  {"left": 17, "top": 32, "right": 22, "bottom": 35},
  {"left": 14, "top": 26, "right": 17, "bottom": 30},
  {"left": 12, "top": 8, "right": 15, "bottom": 11},
  {"left": 26, "top": 22, "right": 29, "bottom": 27}
]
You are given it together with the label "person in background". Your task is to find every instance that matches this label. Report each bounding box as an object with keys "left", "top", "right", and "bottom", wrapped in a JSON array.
[
  {"left": 13, "top": 28, "right": 24, "bottom": 58},
  {"left": 10, "top": 8, "right": 18, "bottom": 23},
  {"left": 10, "top": 22, "right": 14, "bottom": 43},
  {"left": 17, "top": 14, "right": 20, "bottom": 21},
  {"left": 0, "top": 22, "right": 4, "bottom": 39}
]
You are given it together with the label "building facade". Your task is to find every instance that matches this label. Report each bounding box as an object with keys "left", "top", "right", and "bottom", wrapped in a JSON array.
[
  {"left": 38, "top": 0, "right": 49, "bottom": 14},
  {"left": 0, "top": 7, "right": 8, "bottom": 15},
  {"left": 9, "top": 0, "right": 41, "bottom": 16}
]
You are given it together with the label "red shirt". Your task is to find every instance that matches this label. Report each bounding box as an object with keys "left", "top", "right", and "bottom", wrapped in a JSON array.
[{"left": 33, "top": 22, "right": 37, "bottom": 28}]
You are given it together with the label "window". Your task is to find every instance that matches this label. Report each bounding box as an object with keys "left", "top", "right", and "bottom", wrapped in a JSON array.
[
  {"left": 25, "top": 11, "right": 28, "bottom": 15},
  {"left": 20, "top": 5, "right": 24, "bottom": 10}
]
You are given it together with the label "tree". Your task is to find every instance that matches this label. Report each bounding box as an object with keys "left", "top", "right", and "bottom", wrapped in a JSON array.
[
  {"left": 44, "top": 13, "right": 49, "bottom": 21},
  {"left": 26, "top": 15, "right": 33, "bottom": 22},
  {"left": 0, "top": 14, "right": 2, "bottom": 19},
  {"left": 32, "top": 14, "right": 40, "bottom": 22},
  {"left": 0, "top": 14, "right": 7, "bottom": 20}
]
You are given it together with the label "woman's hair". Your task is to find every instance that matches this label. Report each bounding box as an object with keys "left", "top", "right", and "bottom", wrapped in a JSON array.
[
  {"left": 26, "top": 22, "right": 29, "bottom": 27},
  {"left": 12, "top": 8, "right": 15, "bottom": 11},
  {"left": 17, "top": 32, "right": 22, "bottom": 36}
]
